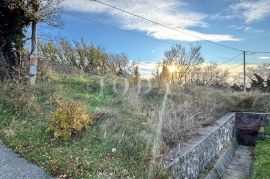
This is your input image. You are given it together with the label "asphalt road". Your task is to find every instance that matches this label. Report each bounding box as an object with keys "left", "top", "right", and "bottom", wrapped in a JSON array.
[{"left": 0, "top": 140, "right": 52, "bottom": 179}]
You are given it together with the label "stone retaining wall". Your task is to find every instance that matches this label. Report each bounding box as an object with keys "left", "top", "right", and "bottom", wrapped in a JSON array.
[
  {"left": 203, "top": 142, "right": 238, "bottom": 179},
  {"left": 164, "top": 112, "right": 270, "bottom": 178},
  {"left": 236, "top": 112, "right": 270, "bottom": 126},
  {"left": 164, "top": 113, "right": 236, "bottom": 179}
]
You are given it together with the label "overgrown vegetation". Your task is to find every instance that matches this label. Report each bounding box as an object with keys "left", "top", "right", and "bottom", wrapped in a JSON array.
[
  {"left": 1, "top": 63, "right": 270, "bottom": 178},
  {"left": 0, "top": 68, "right": 167, "bottom": 178}
]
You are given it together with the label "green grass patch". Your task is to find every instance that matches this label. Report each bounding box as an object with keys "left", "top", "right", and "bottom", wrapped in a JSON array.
[
  {"left": 0, "top": 74, "right": 167, "bottom": 178},
  {"left": 0, "top": 101, "right": 156, "bottom": 178},
  {"left": 51, "top": 74, "right": 117, "bottom": 111},
  {"left": 253, "top": 139, "right": 270, "bottom": 179},
  {"left": 264, "top": 126, "right": 270, "bottom": 134}
]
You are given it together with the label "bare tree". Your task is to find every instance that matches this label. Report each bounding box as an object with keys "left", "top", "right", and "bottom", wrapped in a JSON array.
[
  {"left": 247, "top": 63, "right": 270, "bottom": 80},
  {"left": 159, "top": 44, "right": 204, "bottom": 84},
  {"left": 13, "top": 0, "right": 63, "bottom": 26},
  {"left": 190, "top": 63, "right": 229, "bottom": 88},
  {"left": 129, "top": 61, "right": 140, "bottom": 86},
  {"left": 247, "top": 63, "right": 270, "bottom": 91},
  {"left": 109, "top": 53, "right": 129, "bottom": 77}
]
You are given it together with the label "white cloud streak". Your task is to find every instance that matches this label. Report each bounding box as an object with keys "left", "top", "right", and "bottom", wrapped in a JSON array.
[
  {"left": 137, "top": 61, "right": 158, "bottom": 78},
  {"left": 259, "top": 56, "right": 270, "bottom": 60},
  {"left": 232, "top": 0, "right": 270, "bottom": 24},
  {"left": 229, "top": 25, "right": 265, "bottom": 33},
  {"left": 64, "top": 0, "right": 238, "bottom": 42}
]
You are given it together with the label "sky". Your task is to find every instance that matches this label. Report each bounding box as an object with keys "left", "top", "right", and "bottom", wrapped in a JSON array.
[{"left": 39, "top": 0, "right": 270, "bottom": 76}]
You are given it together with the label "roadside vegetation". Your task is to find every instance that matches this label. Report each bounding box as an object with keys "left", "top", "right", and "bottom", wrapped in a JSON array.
[{"left": 1, "top": 63, "right": 270, "bottom": 178}]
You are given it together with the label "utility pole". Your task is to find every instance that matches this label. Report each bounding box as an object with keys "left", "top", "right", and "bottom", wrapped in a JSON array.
[
  {"left": 243, "top": 51, "right": 246, "bottom": 92},
  {"left": 29, "top": 22, "right": 38, "bottom": 86}
]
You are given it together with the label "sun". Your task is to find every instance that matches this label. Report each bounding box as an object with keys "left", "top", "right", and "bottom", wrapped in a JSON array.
[{"left": 168, "top": 65, "right": 177, "bottom": 73}]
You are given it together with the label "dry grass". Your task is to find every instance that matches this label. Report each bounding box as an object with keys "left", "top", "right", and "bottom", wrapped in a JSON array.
[{"left": 131, "top": 83, "right": 270, "bottom": 150}]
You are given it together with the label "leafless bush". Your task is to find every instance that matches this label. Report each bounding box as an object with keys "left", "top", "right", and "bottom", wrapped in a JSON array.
[
  {"left": 144, "top": 83, "right": 240, "bottom": 150},
  {"left": 160, "top": 100, "right": 202, "bottom": 147},
  {"left": 160, "top": 91, "right": 220, "bottom": 148}
]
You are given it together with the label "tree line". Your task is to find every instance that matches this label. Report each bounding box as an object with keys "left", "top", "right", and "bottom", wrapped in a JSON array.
[
  {"left": 39, "top": 38, "right": 134, "bottom": 77},
  {"left": 154, "top": 44, "right": 230, "bottom": 88},
  {"left": 1, "top": 1, "right": 268, "bottom": 92},
  {"left": 40, "top": 41, "right": 230, "bottom": 88}
]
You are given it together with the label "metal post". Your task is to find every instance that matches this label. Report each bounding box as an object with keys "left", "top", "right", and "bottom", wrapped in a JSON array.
[
  {"left": 243, "top": 51, "right": 246, "bottom": 92},
  {"left": 30, "top": 22, "right": 38, "bottom": 86}
]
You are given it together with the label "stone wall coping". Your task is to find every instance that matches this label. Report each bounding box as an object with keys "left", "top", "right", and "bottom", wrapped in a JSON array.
[
  {"left": 164, "top": 112, "right": 236, "bottom": 168},
  {"left": 236, "top": 112, "right": 270, "bottom": 115}
]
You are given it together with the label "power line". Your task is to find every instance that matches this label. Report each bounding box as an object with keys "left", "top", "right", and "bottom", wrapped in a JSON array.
[
  {"left": 219, "top": 53, "right": 242, "bottom": 65},
  {"left": 90, "top": 0, "right": 270, "bottom": 55},
  {"left": 90, "top": 0, "right": 244, "bottom": 52},
  {"left": 42, "top": 13, "right": 260, "bottom": 70},
  {"left": 247, "top": 51, "right": 270, "bottom": 54},
  {"left": 229, "top": 64, "right": 243, "bottom": 70},
  {"left": 64, "top": 12, "right": 243, "bottom": 65},
  {"left": 63, "top": 12, "right": 171, "bottom": 45},
  {"left": 89, "top": 0, "right": 270, "bottom": 93}
]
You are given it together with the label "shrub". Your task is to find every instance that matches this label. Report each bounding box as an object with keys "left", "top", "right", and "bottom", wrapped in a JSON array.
[
  {"left": 50, "top": 99, "right": 93, "bottom": 139},
  {"left": 3, "top": 76, "right": 36, "bottom": 112},
  {"left": 10, "top": 85, "right": 36, "bottom": 111}
]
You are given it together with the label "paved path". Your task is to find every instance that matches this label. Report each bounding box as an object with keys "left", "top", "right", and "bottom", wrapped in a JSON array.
[
  {"left": 223, "top": 145, "right": 252, "bottom": 179},
  {"left": 0, "top": 140, "right": 52, "bottom": 179}
]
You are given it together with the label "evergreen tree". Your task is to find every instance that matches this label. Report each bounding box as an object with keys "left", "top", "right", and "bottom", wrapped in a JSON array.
[{"left": 0, "top": 1, "right": 31, "bottom": 78}]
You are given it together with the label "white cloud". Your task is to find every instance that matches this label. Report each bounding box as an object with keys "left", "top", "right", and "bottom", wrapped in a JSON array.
[
  {"left": 210, "top": 13, "right": 240, "bottom": 21},
  {"left": 259, "top": 56, "right": 270, "bottom": 60},
  {"left": 64, "top": 0, "right": 238, "bottom": 42},
  {"left": 137, "top": 61, "right": 159, "bottom": 78},
  {"left": 232, "top": 0, "right": 270, "bottom": 24},
  {"left": 229, "top": 25, "right": 265, "bottom": 33}
]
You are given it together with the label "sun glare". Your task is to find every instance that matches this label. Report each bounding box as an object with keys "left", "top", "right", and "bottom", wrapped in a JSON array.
[{"left": 168, "top": 65, "right": 177, "bottom": 73}]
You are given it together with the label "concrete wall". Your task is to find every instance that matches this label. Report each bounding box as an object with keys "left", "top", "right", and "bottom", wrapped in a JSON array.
[
  {"left": 236, "top": 113, "right": 270, "bottom": 145},
  {"left": 236, "top": 112, "right": 270, "bottom": 126},
  {"left": 164, "top": 113, "right": 236, "bottom": 179}
]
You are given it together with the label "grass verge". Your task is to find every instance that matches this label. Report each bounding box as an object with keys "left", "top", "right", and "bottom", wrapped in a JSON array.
[
  {"left": 0, "top": 74, "right": 168, "bottom": 178},
  {"left": 253, "top": 139, "right": 270, "bottom": 179}
]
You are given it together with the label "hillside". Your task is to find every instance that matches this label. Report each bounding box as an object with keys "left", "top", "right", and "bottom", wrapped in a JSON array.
[{"left": 0, "top": 66, "right": 269, "bottom": 178}]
